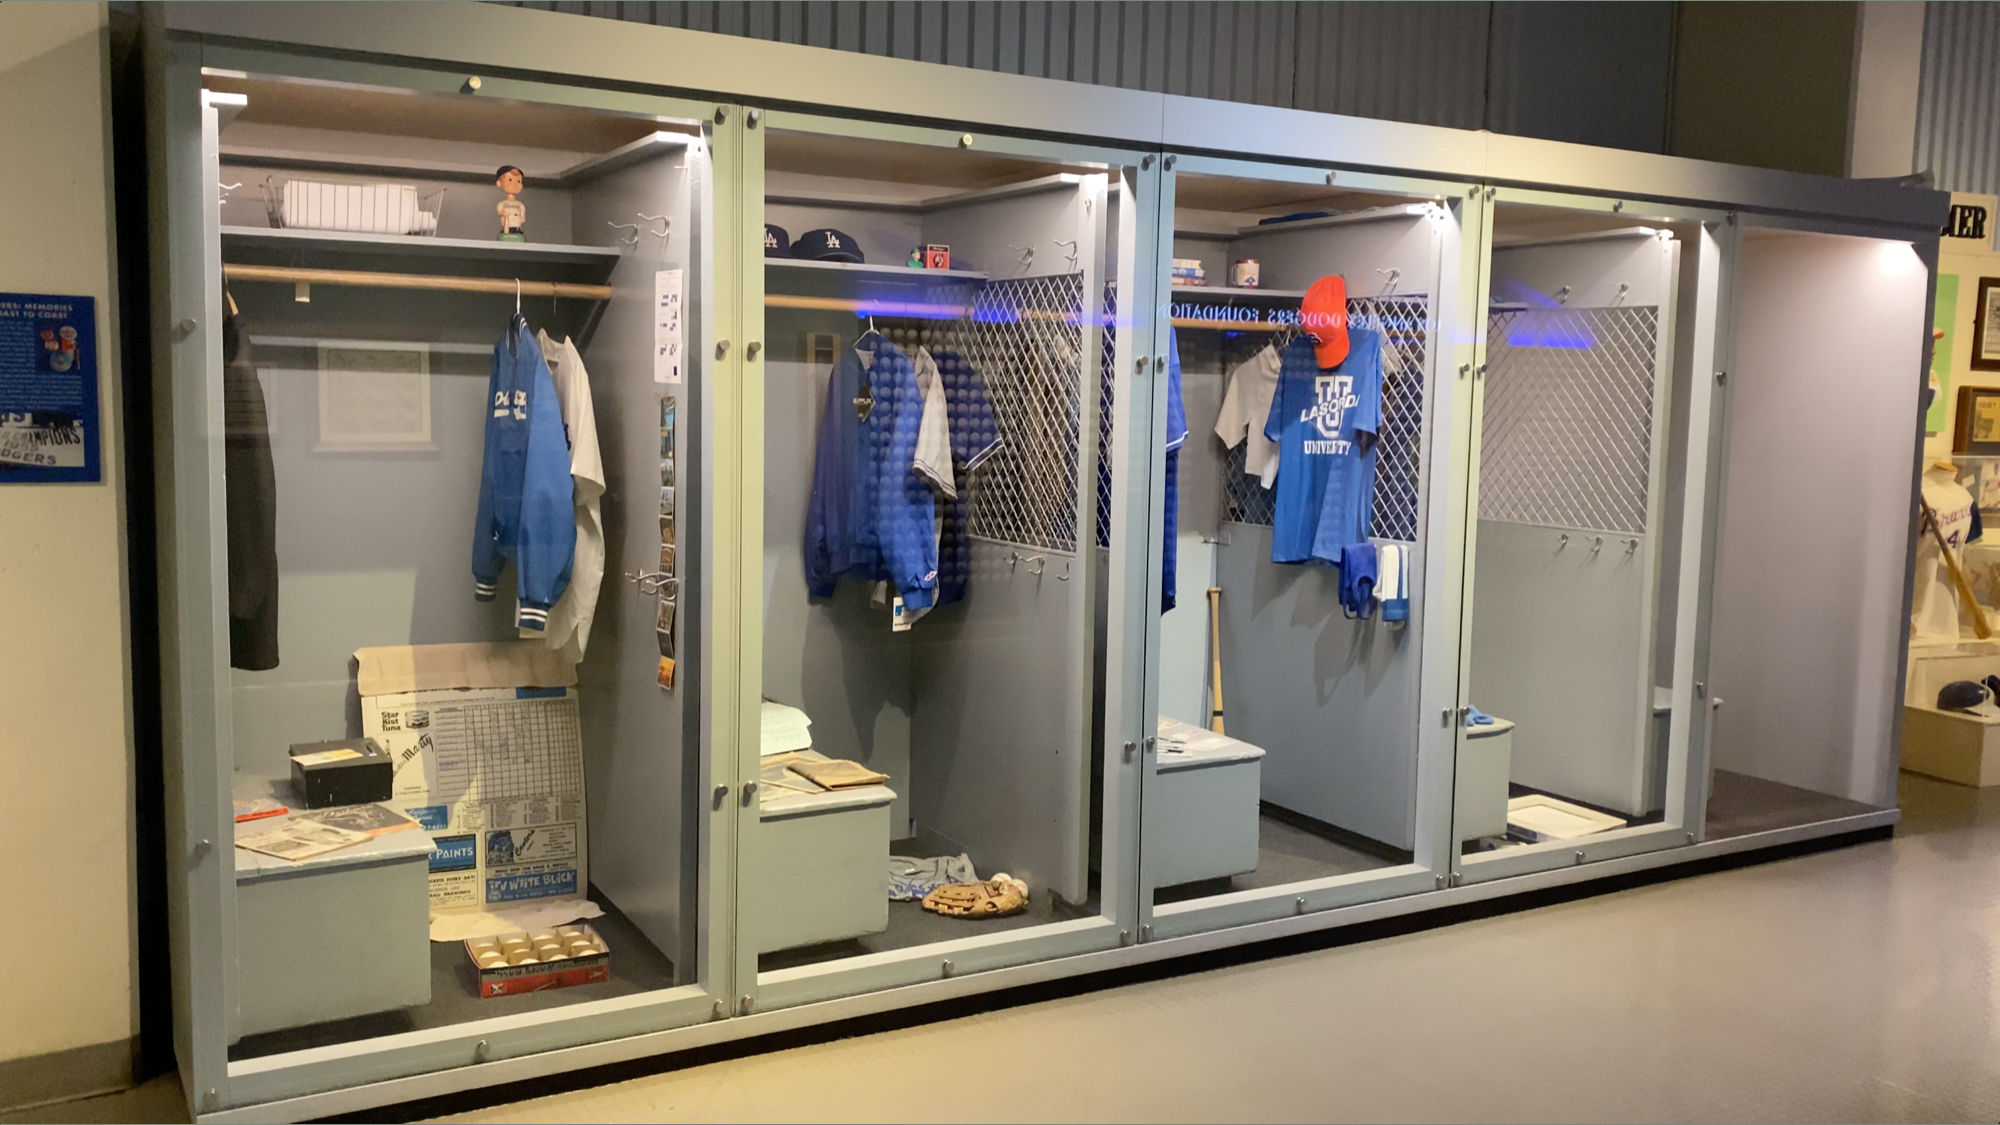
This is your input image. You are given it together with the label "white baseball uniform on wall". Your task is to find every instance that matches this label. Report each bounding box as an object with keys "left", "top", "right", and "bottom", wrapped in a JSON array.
[{"left": 1913, "top": 464, "right": 1978, "bottom": 640}]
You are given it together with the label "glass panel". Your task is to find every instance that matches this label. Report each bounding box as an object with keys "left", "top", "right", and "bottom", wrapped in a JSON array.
[
  {"left": 206, "top": 72, "right": 712, "bottom": 1059},
  {"left": 750, "top": 128, "right": 1130, "bottom": 985},
  {"left": 1146, "top": 170, "right": 1455, "bottom": 910},
  {"left": 1455, "top": 200, "right": 1693, "bottom": 866}
]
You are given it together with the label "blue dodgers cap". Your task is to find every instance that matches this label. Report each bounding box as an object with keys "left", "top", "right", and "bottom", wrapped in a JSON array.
[
  {"left": 793, "top": 228, "right": 865, "bottom": 264},
  {"left": 763, "top": 224, "right": 790, "bottom": 257},
  {"left": 1939, "top": 680, "right": 1988, "bottom": 712}
]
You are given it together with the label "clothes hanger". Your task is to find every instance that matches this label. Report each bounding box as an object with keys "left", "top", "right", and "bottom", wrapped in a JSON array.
[{"left": 855, "top": 310, "right": 882, "bottom": 348}]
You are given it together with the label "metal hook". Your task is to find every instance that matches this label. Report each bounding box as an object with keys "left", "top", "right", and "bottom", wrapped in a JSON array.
[
  {"left": 1009, "top": 244, "right": 1035, "bottom": 269},
  {"left": 637, "top": 213, "right": 671, "bottom": 239},
  {"left": 1057, "top": 561, "right": 1071, "bottom": 582},
  {"left": 626, "top": 570, "right": 676, "bottom": 596},
  {"left": 515, "top": 278, "right": 522, "bottom": 316},
  {"left": 1376, "top": 267, "right": 1401, "bottom": 292},
  {"left": 1614, "top": 282, "right": 1630, "bottom": 305},
  {"left": 219, "top": 181, "right": 242, "bottom": 204},
  {"left": 1054, "top": 238, "right": 1079, "bottom": 270},
  {"left": 606, "top": 221, "right": 641, "bottom": 246},
  {"left": 1555, "top": 285, "right": 1573, "bottom": 305},
  {"left": 1624, "top": 538, "right": 1639, "bottom": 555},
  {"left": 1557, "top": 533, "right": 1569, "bottom": 551},
  {"left": 1025, "top": 555, "right": 1047, "bottom": 577},
  {"left": 1590, "top": 535, "right": 1604, "bottom": 553}
]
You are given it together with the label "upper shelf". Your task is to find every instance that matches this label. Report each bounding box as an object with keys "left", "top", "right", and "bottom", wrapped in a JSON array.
[
  {"left": 767, "top": 259, "right": 988, "bottom": 282},
  {"left": 1171, "top": 284, "right": 1307, "bottom": 300},
  {"left": 220, "top": 226, "right": 625, "bottom": 267},
  {"left": 217, "top": 132, "right": 691, "bottom": 189}
]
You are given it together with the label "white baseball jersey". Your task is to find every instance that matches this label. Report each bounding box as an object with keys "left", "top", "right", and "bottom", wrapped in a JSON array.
[
  {"left": 1214, "top": 343, "right": 1283, "bottom": 488},
  {"left": 1913, "top": 468, "right": 1977, "bottom": 639},
  {"left": 525, "top": 330, "right": 605, "bottom": 661}
]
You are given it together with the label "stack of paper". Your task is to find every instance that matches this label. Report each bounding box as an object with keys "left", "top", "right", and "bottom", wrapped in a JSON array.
[{"left": 761, "top": 701, "right": 813, "bottom": 757}]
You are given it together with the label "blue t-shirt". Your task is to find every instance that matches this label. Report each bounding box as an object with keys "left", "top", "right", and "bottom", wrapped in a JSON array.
[
  {"left": 1263, "top": 329, "right": 1382, "bottom": 565},
  {"left": 803, "top": 337, "right": 940, "bottom": 610}
]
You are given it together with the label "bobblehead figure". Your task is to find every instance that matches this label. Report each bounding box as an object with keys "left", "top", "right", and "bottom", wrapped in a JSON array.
[{"left": 495, "top": 164, "right": 526, "bottom": 241}]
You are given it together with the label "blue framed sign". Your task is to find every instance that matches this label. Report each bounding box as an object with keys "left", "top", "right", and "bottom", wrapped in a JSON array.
[{"left": 0, "top": 292, "right": 100, "bottom": 483}]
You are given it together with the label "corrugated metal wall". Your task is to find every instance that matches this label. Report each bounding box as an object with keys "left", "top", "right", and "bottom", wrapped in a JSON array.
[
  {"left": 506, "top": 1, "right": 1677, "bottom": 151},
  {"left": 1916, "top": 2, "right": 2000, "bottom": 196}
]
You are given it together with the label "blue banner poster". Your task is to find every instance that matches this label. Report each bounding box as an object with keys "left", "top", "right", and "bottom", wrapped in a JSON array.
[{"left": 0, "top": 292, "right": 99, "bottom": 483}]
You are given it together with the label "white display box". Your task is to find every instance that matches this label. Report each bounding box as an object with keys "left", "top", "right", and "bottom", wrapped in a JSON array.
[
  {"left": 1901, "top": 705, "right": 2000, "bottom": 787},
  {"left": 1457, "top": 717, "right": 1515, "bottom": 841},
  {"left": 1145, "top": 719, "right": 1265, "bottom": 888},
  {"left": 746, "top": 765, "right": 896, "bottom": 953},
  {"left": 231, "top": 777, "right": 434, "bottom": 1040}
]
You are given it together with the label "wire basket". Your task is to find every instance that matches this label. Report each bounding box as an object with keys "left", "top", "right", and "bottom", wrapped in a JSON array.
[{"left": 261, "top": 175, "right": 445, "bottom": 237}]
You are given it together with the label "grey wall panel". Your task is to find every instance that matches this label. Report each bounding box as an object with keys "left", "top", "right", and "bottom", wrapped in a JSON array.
[
  {"left": 570, "top": 147, "right": 696, "bottom": 970},
  {"left": 1487, "top": 2, "right": 1673, "bottom": 152},
  {"left": 1468, "top": 519, "right": 1655, "bottom": 816},
  {"left": 910, "top": 540, "right": 1090, "bottom": 902},
  {"left": 1214, "top": 525, "right": 1417, "bottom": 851},
  {"left": 1710, "top": 231, "right": 1926, "bottom": 807},
  {"left": 503, "top": 1, "right": 1661, "bottom": 150},
  {"left": 1292, "top": 3, "right": 1489, "bottom": 129},
  {"left": 1916, "top": 2, "right": 2000, "bottom": 196}
]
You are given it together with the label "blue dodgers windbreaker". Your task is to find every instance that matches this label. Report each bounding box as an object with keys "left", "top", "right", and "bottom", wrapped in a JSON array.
[
  {"left": 804, "top": 337, "right": 939, "bottom": 612},
  {"left": 472, "top": 320, "right": 576, "bottom": 630}
]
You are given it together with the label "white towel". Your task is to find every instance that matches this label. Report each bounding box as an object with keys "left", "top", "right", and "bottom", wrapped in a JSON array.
[{"left": 1377, "top": 543, "right": 1403, "bottom": 600}]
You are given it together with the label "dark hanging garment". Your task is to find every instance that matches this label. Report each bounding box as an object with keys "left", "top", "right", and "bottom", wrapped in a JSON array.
[{"left": 222, "top": 309, "right": 280, "bottom": 670}]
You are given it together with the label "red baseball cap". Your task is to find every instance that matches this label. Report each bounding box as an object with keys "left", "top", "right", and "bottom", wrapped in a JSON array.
[{"left": 1301, "top": 275, "right": 1350, "bottom": 368}]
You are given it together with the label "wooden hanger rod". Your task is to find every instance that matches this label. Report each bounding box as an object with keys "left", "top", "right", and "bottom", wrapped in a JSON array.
[
  {"left": 222, "top": 263, "right": 612, "bottom": 300},
  {"left": 1173, "top": 317, "right": 1420, "bottom": 338},
  {"left": 766, "top": 293, "right": 976, "bottom": 318}
]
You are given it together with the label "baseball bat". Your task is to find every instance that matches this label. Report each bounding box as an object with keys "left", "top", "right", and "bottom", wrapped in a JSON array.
[
  {"left": 1921, "top": 494, "right": 1991, "bottom": 639},
  {"left": 1207, "top": 586, "right": 1226, "bottom": 734}
]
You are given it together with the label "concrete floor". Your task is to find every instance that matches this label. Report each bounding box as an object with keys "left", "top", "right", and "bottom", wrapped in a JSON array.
[{"left": 20, "top": 771, "right": 2000, "bottom": 1124}]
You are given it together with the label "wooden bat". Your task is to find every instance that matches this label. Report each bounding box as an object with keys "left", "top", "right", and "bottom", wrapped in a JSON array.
[
  {"left": 1921, "top": 494, "right": 1992, "bottom": 639},
  {"left": 1207, "top": 586, "right": 1226, "bottom": 734}
]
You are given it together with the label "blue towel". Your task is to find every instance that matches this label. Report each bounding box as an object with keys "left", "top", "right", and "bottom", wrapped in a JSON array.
[
  {"left": 1339, "top": 542, "right": 1378, "bottom": 619},
  {"left": 1466, "top": 705, "right": 1496, "bottom": 726}
]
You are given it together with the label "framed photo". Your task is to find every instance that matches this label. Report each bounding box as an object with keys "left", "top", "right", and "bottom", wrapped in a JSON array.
[
  {"left": 1954, "top": 386, "right": 2000, "bottom": 454},
  {"left": 1974, "top": 278, "right": 2000, "bottom": 371},
  {"left": 316, "top": 341, "right": 431, "bottom": 451}
]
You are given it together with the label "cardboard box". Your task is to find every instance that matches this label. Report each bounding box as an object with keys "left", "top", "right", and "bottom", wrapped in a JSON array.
[
  {"left": 464, "top": 925, "right": 610, "bottom": 997},
  {"left": 288, "top": 737, "right": 392, "bottom": 808},
  {"left": 357, "top": 643, "right": 588, "bottom": 912}
]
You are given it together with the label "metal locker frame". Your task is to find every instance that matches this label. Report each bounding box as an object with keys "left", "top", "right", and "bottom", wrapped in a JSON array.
[
  {"left": 1446, "top": 187, "right": 1733, "bottom": 885},
  {"left": 145, "top": 34, "right": 745, "bottom": 1115},
  {"left": 133, "top": 3, "right": 1948, "bottom": 1119},
  {"left": 731, "top": 107, "right": 1157, "bottom": 1013},
  {"left": 1134, "top": 155, "right": 1483, "bottom": 941}
]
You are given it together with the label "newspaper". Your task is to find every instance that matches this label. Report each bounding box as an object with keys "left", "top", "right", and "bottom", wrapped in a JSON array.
[
  {"left": 236, "top": 819, "right": 371, "bottom": 861},
  {"left": 358, "top": 643, "right": 588, "bottom": 912},
  {"left": 296, "top": 803, "right": 419, "bottom": 838}
]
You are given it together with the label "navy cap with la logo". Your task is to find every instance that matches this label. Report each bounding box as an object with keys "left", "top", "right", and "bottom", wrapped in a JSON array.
[
  {"left": 793, "top": 228, "right": 864, "bottom": 264},
  {"left": 763, "top": 224, "right": 791, "bottom": 258}
]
